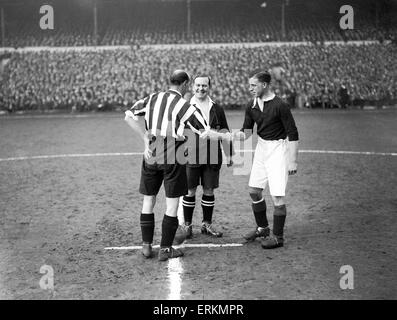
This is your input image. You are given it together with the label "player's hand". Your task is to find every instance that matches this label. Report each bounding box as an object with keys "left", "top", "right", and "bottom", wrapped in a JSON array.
[
  {"left": 206, "top": 129, "right": 223, "bottom": 141},
  {"left": 144, "top": 146, "right": 153, "bottom": 160},
  {"left": 219, "top": 132, "right": 233, "bottom": 142},
  {"left": 222, "top": 132, "right": 233, "bottom": 142},
  {"left": 124, "top": 110, "right": 137, "bottom": 121},
  {"left": 233, "top": 131, "right": 246, "bottom": 141},
  {"left": 288, "top": 162, "right": 297, "bottom": 175},
  {"left": 206, "top": 130, "right": 218, "bottom": 140},
  {"left": 199, "top": 127, "right": 211, "bottom": 139}
]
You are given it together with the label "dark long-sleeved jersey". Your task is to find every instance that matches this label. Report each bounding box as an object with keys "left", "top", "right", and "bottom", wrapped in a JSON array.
[{"left": 240, "top": 95, "right": 299, "bottom": 141}]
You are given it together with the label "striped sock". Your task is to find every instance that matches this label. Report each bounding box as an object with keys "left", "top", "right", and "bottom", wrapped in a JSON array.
[
  {"left": 183, "top": 195, "right": 195, "bottom": 225},
  {"left": 252, "top": 198, "right": 268, "bottom": 228},
  {"left": 201, "top": 194, "right": 215, "bottom": 223},
  {"left": 140, "top": 213, "right": 155, "bottom": 244}
]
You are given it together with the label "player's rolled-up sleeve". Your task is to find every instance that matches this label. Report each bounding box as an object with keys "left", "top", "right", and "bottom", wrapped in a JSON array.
[{"left": 129, "top": 96, "right": 149, "bottom": 119}]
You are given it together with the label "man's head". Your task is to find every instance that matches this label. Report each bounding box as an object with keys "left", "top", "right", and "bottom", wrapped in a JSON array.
[
  {"left": 249, "top": 71, "right": 271, "bottom": 98},
  {"left": 193, "top": 75, "right": 211, "bottom": 100},
  {"left": 169, "top": 70, "right": 190, "bottom": 96}
]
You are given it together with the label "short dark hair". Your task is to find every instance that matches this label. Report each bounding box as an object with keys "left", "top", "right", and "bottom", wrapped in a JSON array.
[
  {"left": 250, "top": 70, "right": 271, "bottom": 84},
  {"left": 193, "top": 75, "right": 211, "bottom": 87},
  {"left": 169, "top": 70, "right": 190, "bottom": 85}
]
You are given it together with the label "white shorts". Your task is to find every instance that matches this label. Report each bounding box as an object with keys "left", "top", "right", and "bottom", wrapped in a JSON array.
[{"left": 248, "top": 137, "right": 289, "bottom": 196}]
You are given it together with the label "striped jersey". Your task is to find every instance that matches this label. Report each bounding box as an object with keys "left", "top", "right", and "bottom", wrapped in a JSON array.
[{"left": 130, "top": 89, "right": 208, "bottom": 138}]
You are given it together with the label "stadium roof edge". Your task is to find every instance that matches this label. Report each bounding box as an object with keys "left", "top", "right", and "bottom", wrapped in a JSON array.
[{"left": 0, "top": 0, "right": 243, "bottom": 4}]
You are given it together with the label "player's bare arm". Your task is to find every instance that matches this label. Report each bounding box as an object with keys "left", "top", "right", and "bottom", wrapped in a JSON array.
[
  {"left": 124, "top": 110, "right": 152, "bottom": 160},
  {"left": 279, "top": 100, "right": 299, "bottom": 176},
  {"left": 288, "top": 140, "right": 299, "bottom": 175},
  {"left": 205, "top": 129, "right": 233, "bottom": 142}
]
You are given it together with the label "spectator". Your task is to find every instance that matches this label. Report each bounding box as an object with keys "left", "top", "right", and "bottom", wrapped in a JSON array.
[{"left": 1, "top": 43, "right": 396, "bottom": 111}]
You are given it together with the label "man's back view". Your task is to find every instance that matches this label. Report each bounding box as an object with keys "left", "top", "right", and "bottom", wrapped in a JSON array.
[{"left": 124, "top": 70, "right": 210, "bottom": 261}]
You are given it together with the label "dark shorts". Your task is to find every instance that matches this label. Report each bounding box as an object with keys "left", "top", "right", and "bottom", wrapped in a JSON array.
[
  {"left": 139, "top": 159, "right": 187, "bottom": 198},
  {"left": 187, "top": 164, "right": 220, "bottom": 190}
]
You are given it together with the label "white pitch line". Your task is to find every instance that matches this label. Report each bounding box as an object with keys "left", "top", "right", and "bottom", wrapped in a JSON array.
[
  {"left": 0, "top": 150, "right": 396, "bottom": 162},
  {"left": 0, "top": 152, "right": 143, "bottom": 162},
  {"left": 104, "top": 243, "right": 243, "bottom": 250},
  {"left": 167, "top": 258, "right": 183, "bottom": 300},
  {"left": 299, "top": 150, "right": 397, "bottom": 156},
  {"left": 234, "top": 149, "right": 397, "bottom": 156}
]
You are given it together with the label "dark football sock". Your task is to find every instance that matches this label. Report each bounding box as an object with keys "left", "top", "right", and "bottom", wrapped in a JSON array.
[
  {"left": 252, "top": 198, "right": 268, "bottom": 228},
  {"left": 201, "top": 194, "right": 215, "bottom": 223},
  {"left": 183, "top": 195, "right": 195, "bottom": 224},
  {"left": 160, "top": 215, "right": 178, "bottom": 248},
  {"left": 140, "top": 213, "right": 155, "bottom": 244},
  {"left": 273, "top": 205, "right": 287, "bottom": 237}
]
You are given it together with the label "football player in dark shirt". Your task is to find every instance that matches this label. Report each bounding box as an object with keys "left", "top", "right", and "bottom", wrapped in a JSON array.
[{"left": 234, "top": 71, "right": 299, "bottom": 249}]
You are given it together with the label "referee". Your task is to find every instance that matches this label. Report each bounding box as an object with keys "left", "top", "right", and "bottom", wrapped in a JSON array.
[
  {"left": 180, "top": 75, "right": 234, "bottom": 239},
  {"left": 124, "top": 70, "right": 227, "bottom": 261}
]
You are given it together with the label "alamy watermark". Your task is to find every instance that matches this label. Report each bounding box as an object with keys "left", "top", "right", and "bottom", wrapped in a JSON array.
[
  {"left": 39, "top": 264, "right": 54, "bottom": 291},
  {"left": 339, "top": 5, "right": 354, "bottom": 30},
  {"left": 39, "top": 5, "right": 54, "bottom": 30},
  {"left": 140, "top": 128, "right": 256, "bottom": 176},
  {"left": 339, "top": 265, "right": 354, "bottom": 290}
]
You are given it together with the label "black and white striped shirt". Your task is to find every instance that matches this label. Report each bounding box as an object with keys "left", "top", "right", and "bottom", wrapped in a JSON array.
[{"left": 130, "top": 89, "right": 208, "bottom": 138}]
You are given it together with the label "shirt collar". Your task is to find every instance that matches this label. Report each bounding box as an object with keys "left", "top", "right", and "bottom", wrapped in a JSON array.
[
  {"left": 190, "top": 95, "right": 215, "bottom": 108},
  {"left": 251, "top": 93, "right": 276, "bottom": 108},
  {"left": 168, "top": 89, "right": 182, "bottom": 97}
]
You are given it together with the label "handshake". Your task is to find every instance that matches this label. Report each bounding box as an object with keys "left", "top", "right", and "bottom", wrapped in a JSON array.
[{"left": 200, "top": 129, "right": 246, "bottom": 142}]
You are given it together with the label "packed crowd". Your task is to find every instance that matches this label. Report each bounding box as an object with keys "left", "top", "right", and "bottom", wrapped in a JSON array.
[
  {"left": 3, "top": 0, "right": 396, "bottom": 47},
  {"left": 1, "top": 43, "right": 396, "bottom": 112}
]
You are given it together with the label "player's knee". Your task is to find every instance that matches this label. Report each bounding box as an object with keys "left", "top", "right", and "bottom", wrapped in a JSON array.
[
  {"left": 203, "top": 188, "right": 214, "bottom": 196},
  {"left": 165, "top": 197, "right": 180, "bottom": 217},
  {"left": 272, "top": 196, "right": 285, "bottom": 206},
  {"left": 249, "top": 187, "right": 262, "bottom": 202},
  {"left": 187, "top": 188, "right": 197, "bottom": 197},
  {"left": 142, "top": 195, "right": 156, "bottom": 212}
]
